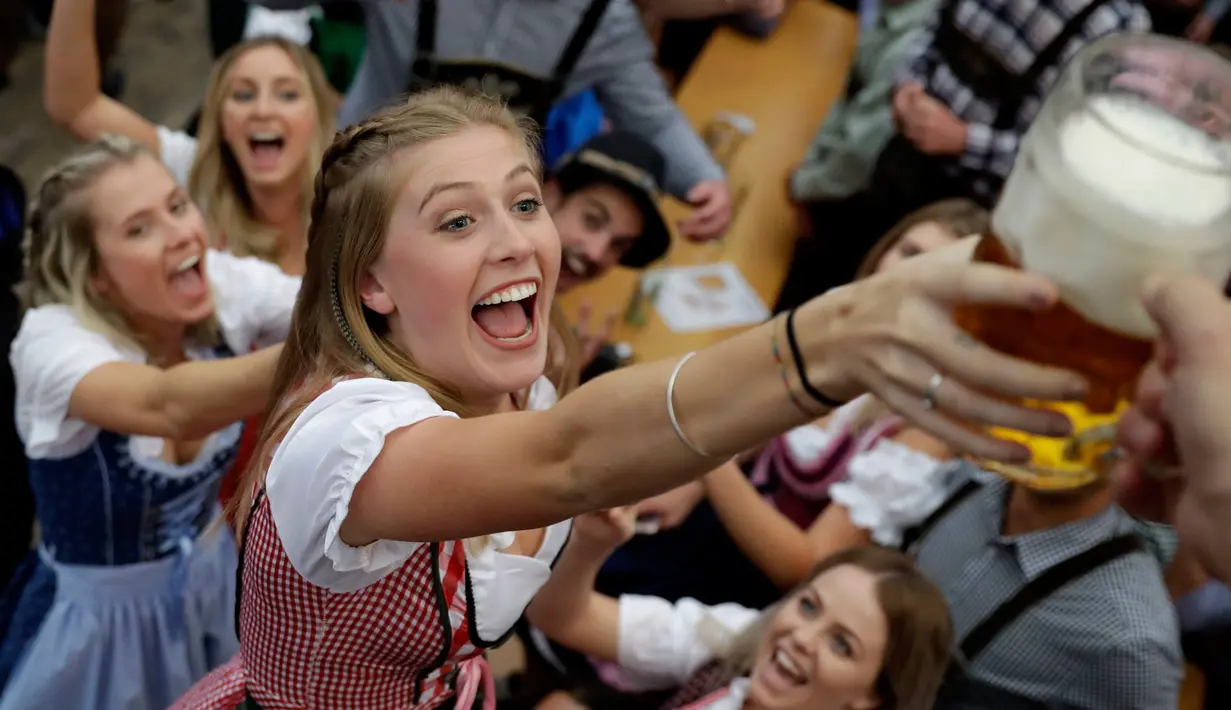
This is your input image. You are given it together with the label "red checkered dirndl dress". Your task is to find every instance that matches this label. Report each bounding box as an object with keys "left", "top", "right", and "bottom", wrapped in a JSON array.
[{"left": 172, "top": 491, "right": 500, "bottom": 710}]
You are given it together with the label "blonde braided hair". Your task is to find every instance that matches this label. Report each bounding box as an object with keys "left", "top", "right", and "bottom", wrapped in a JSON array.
[{"left": 20, "top": 134, "right": 219, "bottom": 352}]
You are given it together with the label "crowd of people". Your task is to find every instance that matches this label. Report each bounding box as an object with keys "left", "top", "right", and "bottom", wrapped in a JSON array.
[{"left": 0, "top": 0, "right": 1230, "bottom": 709}]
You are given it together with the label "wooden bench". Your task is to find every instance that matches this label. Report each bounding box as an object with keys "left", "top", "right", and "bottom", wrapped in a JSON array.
[{"left": 559, "top": 0, "right": 859, "bottom": 361}]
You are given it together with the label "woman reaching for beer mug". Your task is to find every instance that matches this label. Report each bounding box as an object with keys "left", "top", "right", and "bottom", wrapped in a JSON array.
[
  {"left": 0, "top": 136, "right": 301, "bottom": 710},
  {"left": 172, "top": 87, "right": 1083, "bottom": 710}
]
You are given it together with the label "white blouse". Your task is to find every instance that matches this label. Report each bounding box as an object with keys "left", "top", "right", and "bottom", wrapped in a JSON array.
[
  {"left": 766, "top": 394, "right": 960, "bottom": 548},
  {"left": 157, "top": 126, "right": 198, "bottom": 188},
  {"left": 829, "top": 444, "right": 971, "bottom": 547},
  {"left": 778, "top": 395, "right": 869, "bottom": 463},
  {"left": 264, "top": 375, "right": 571, "bottom": 637},
  {"left": 614, "top": 595, "right": 761, "bottom": 692},
  {"left": 10, "top": 249, "right": 300, "bottom": 462},
  {"left": 686, "top": 679, "right": 752, "bottom": 710}
]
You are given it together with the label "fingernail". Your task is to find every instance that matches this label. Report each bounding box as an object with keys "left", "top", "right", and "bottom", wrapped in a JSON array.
[
  {"left": 1007, "top": 444, "right": 1033, "bottom": 463},
  {"left": 1067, "top": 379, "right": 1089, "bottom": 400},
  {"left": 1029, "top": 290, "right": 1054, "bottom": 308}
]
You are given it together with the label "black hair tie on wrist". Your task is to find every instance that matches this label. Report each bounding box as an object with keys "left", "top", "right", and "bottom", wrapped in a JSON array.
[{"left": 785, "top": 308, "right": 848, "bottom": 410}]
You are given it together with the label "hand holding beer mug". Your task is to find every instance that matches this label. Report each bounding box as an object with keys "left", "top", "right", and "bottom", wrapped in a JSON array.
[{"left": 955, "top": 34, "right": 1231, "bottom": 491}]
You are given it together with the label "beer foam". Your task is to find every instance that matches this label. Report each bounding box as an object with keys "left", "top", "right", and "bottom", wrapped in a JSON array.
[{"left": 1059, "top": 95, "right": 1231, "bottom": 227}]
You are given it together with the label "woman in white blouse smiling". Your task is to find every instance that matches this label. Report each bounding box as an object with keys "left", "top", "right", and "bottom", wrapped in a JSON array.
[
  {"left": 174, "top": 87, "right": 1086, "bottom": 710},
  {"left": 0, "top": 136, "right": 301, "bottom": 710},
  {"left": 528, "top": 509, "right": 953, "bottom": 710}
]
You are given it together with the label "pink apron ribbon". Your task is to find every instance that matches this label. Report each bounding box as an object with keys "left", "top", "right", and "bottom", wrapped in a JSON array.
[{"left": 454, "top": 655, "right": 496, "bottom": 710}]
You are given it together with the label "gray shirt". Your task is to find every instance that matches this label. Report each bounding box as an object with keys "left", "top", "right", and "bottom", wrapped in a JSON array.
[
  {"left": 252, "top": 0, "right": 722, "bottom": 197},
  {"left": 914, "top": 464, "right": 1182, "bottom": 709}
]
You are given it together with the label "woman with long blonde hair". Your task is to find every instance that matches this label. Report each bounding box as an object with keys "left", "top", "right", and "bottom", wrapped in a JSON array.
[
  {"left": 44, "top": 0, "right": 334, "bottom": 275},
  {"left": 0, "top": 136, "right": 300, "bottom": 710},
  {"left": 171, "top": 87, "right": 1085, "bottom": 710}
]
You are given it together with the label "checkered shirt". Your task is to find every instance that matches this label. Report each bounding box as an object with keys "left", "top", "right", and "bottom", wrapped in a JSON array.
[
  {"left": 170, "top": 495, "right": 481, "bottom": 709},
  {"left": 898, "top": 0, "right": 1150, "bottom": 197},
  {"left": 912, "top": 465, "right": 1182, "bottom": 709}
]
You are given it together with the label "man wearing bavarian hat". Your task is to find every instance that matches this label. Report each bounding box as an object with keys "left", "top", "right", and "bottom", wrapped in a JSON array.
[{"left": 545, "top": 131, "right": 671, "bottom": 294}]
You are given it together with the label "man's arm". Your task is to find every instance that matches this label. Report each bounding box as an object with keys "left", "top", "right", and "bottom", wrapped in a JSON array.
[
  {"left": 894, "top": 1, "right": 943, "bottom": 88},
  {"left": 577, "top": 2, "right": 722, "bottom": 197},
  {"left": 962, "top": 2, "right": 1148, "bottom": 179},
  {"left": 793, "top": 25, "right": 932, "bottom": 202}
]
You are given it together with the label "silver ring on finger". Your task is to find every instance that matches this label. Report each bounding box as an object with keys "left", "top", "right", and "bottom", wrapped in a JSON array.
[{"left": 922, "top": 373, "right": 945, "bottom": 411}]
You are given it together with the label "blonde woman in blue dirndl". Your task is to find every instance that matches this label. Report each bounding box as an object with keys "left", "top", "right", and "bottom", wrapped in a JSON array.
[{"left": 0, "top": 135, "right": 300, "bottom": 710}]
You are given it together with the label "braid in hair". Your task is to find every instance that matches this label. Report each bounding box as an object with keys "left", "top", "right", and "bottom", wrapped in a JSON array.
[
  {"left": 17, "top": 134, "right": 220, "bottom": 348},
  {"left": 313, "top": 112, "right": 413, "bottom": 373},
  {"left": 19, "top": 134, "right": 147, "bottom": 311},
  {"left": 302, "top": 87, "right": 558, "bottom": 404}
]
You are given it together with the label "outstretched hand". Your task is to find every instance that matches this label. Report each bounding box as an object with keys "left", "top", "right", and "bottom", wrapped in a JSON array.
[
  {"left": 572, "top": 507, "right": 637, "bottom": 552},
  {"left": 799, "top": 238, "right": 1089, "bottom": 461},
  {"left": 1113, "top": 273, "right": 1231, "bottom": 584}
]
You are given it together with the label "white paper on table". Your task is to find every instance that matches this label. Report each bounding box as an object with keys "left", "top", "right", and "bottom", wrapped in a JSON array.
[{"left": 644, "top": 262, "right": 770, "bottom": 333}]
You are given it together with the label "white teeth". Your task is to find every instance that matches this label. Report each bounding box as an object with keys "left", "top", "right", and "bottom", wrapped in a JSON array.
[
  {"left": 774, "top": 649, "right": 804, "bottom": 680},
  {"left": 251, "top": 131, "right": 282, "bottom": 142},
  {"left": 175, "top": 254, "right": 200, "bottom": 273},
  {"left": 495, "top": 320, "right": 535, "bottom": 342},
  {"left": 564, "top": 253, "right": 589, "bottom": 276},
  {"left": 475, "top": 282, "right": 537, "bottom": 307}
]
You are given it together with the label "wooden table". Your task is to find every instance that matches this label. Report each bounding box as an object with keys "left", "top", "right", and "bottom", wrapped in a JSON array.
[
  {"left": 559, "top": 0, "right": 859, "bottom": 363},
  {"left": 1180, "top": 662, "right": 1205, "bottom": 710}
]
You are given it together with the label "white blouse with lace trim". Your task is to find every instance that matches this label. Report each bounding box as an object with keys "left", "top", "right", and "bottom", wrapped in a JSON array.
[
  {"left": 10, "top": 249, "right": 300, "bottom": 463},
  {"left": 828, "top": 437, "right": 968, "bottom": 547},
  {"left": 264, "top": 375, "right": 571, "bottom": 637},
  {"left": 613, "top": 595, "right": 761, "bottom": 692},
  {"left": 780, "top": 395, "right": 870, "bottom": 462}
]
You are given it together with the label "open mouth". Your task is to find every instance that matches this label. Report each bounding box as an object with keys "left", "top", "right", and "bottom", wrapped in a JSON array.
[
  {"left": 471, "top": 281, "right": 538, "bottom": 344},
  {"left": 767, "top": 647, "right": 807, "bottom": 688},
  {"left": 169, "top": 253, "right": 207, "bottom": 299},
  {"left": 563, "top": 250, "right": 593, "bottom": 279},
  {"left": 248, "top": 131, "right": 285, "bottom": 170}
]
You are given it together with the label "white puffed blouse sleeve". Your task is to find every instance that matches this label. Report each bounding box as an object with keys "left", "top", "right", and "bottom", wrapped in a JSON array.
[
  {"left": 614, "top": 596, "right": 762, "bottom": 690},
  {"left": 206, "top": 249, "right": 301, "bottom": 351},
  {"left": 265, "top": 377, "right": 459, "bottom": 593},
  {"left": 827, "top": 439, "right": 968, "bottom": 547},
  {"left": 10, "top": 305, "right": 136, "bottom": 459}
]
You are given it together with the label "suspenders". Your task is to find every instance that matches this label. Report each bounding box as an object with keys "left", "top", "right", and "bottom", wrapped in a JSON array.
[
  {"left": 931, "top": 0, "right": 1120, "bottom": 131},
  {"left": 552, "top": 0, "right": 614, "bottom": 83},
  {"left": 991, "top": 0, "right": 1118, "bottom": 130},
  {"left": 415, "top": 0, "right": 613, "bottom": 85},
  {"left": 899, "top": 478, "right": 983, "bottom": 552},
  {"left": 901, "top": 481, "right": 1144, "bottom": 665},
  {"left": 959, "top": 533, "right": 1140, "bottom": 661}
]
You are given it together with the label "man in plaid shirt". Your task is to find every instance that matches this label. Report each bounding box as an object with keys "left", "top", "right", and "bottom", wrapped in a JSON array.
[
  {"left": 892, "top": 0, "right": 1151, "bottom": 200},
  {"left": 777, "top": 0, "right": 1150, "bottom": 312}
]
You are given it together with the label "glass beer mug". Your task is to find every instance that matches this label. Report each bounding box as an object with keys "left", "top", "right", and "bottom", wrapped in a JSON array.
[{"left": 955, "top": 34, "right": 1231, "bottom": 490}]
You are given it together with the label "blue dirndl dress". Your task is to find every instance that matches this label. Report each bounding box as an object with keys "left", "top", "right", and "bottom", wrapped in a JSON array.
[{"left": 0, "top": 415, "right": 243, "bottom": 710}]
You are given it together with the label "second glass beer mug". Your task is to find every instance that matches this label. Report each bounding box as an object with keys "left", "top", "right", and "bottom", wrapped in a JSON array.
[{"left": 955, "top": 34, "right": 1231, "bottom": 490}]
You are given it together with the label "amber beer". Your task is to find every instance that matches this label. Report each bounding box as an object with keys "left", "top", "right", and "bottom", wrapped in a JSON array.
[
  {"left": 952, "top": 68, "right": 1231, "bottom": 485},
  {"left": 955, "top": 234, "right": 1152, "bottom": 416}
]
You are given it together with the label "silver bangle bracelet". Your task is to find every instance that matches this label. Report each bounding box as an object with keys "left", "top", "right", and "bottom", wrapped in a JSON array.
[{"left": 667, "top": 351, "right": 713, "bottom": 458}]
